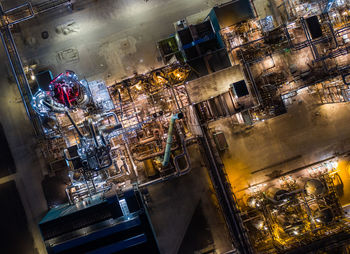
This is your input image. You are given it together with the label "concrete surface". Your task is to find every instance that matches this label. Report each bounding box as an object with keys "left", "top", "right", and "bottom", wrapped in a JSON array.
[
  {"left": 148, "top": 145, "right": 233, "bottom": 254},
  {"left": 12, "top": 0, "right": 230, "bottom": 82},
  {"left": 209, "top": 88, "right": 350, "bottom": 201},
  {"left": 186, "top": 65, "right": 245, "bottom": 103},
  {"left": 0, "top": 45, "right": 48, "bottom": 253},
  {"left": 0, "top": 181, "right": 36, "bottom": 254}
]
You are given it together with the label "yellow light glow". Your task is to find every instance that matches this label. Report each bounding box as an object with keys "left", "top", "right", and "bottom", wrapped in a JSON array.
[{"left": 135, "top": 83, "right": 142, "bottom": 90}]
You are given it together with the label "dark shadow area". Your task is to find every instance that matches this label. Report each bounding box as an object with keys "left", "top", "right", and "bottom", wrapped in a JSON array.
[
  {"left": 42, "top": 174, "right": 69, "bottom": 208},
  {"left": 0, "top": 121, "right": 16, "bottom": 177},
  {"left": 178, "top": 200, "right": 214, "bottom": 254},
  {"left": 0, "top": 181, "right": 36, "bottom": 254},
  {"left": 42, "top": 163, "right": 69, "bottom": 207}
]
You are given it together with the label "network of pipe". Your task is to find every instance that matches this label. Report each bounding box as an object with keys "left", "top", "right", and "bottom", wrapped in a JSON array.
[
  {"left": 240, "top": 160, "right": 345, "bottom": 253},
  {"left": 32, "top": 64, "right": 201, "bottom": 204}
]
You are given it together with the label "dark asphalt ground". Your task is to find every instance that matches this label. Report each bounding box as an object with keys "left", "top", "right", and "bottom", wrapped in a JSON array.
[
  {"left": 0, "top": 122, "right": 16, "bottom": 177},
  {"left": 0, "top": 181, "right": 36, "bottom": 254}
]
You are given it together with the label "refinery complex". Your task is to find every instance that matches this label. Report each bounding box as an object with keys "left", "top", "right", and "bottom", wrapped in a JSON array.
[{"left": 2, "top": 0, "right": 350, "bottom": 253}]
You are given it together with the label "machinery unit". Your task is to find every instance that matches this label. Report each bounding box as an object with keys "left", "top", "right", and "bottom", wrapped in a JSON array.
[
  {"left": 241, "top": 160, "right": 348, "bottom": 253},
  {"left": 32, "top": 64, "right": 197, "bottom": 205},
  {"left": 31, "top": 64, "right": 200, "bottom": 253},
  {"left": 39, "top": 185, "right": 160, "bottom": 254}
]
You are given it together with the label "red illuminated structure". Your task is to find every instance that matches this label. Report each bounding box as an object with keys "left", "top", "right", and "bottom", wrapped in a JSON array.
[{"left": 49, "top": 71, "right": 81, "bottom": 108}]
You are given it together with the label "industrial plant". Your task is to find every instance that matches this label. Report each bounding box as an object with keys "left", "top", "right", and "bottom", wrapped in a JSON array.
[{"left": 2, "top": 0, "right": 350, "bottom": 254}]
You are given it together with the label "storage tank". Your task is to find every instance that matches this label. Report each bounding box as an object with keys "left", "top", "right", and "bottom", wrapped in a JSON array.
[
  {"left": 144, "top": 159, "right": 158, "bottom": 178},
  {"left": 252, "top": 219, "right": 264, "bottom": 230},
  {"left": 246, "top": 196, "right": 257, "bottom": 208},
  {"left": 305, "top": 179, "right": 326, "bottom": 196},
  {"left": 314, "top": 207, "right": 333, "bottom": 224}
]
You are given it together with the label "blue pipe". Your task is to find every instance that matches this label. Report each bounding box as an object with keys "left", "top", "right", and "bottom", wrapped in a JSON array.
[
  {"left": 162, "top": 112, "right": 183, "bottom": 167},
  {"left": 0, "top": 29, "right": 31, "bottom": 118},
  {"left": 5, "top": 2, "right": 35, "bottom": 26}
]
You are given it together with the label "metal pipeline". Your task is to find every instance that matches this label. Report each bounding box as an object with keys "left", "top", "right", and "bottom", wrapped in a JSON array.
[
  {"left": 124, "top": 140, "right": 138, "bottom": 177},
  {"left": 102, "top": 112, "right": 120, "bottom": 124},
  {"left": 41, "top": 98, "right": 66, "bottom": 113},
  {"left": 7, "top": 23, "right": 33, "bottom": 99},
  {"left": 300, "top": 17, "right": 318, "bottom": 60},
  {"left": 336, "top": 25, "right": 350, "bottom": 35},
  {"left": 137, "top": 170, "right": 178, "bottom": 188},
  {"left": 97, "top": 152, "right": 113, "bottom": 171},
  {"left": 106, "top": 172, "right": 125, "bottom": 182},
  {"left": 106, "top": 162, "right": 126, "bottom": 182},
  {"left": 133, "top": 144, "right": 179, "bottom": 161},
  {"left": 139, "top": 129, "right": 160, "bottom": 145},
  {"left": 161, "top": 112, "right": 183, "bottom": 167},
  {"left": 264, "top": 188, "right": 303, "bottom": 204},
  {"left": 66, "top": 182, "right": 106, "bottom": 204},
  {"left": 284, "top": 24, "right": 294, "bottom": 49},
  {"left": 0, "top": 29, "right": 32, "bottom": 118},
  {"left": 113, "top": 160, "right": 122, "bottom": 175},
  {"left": 77, "top": 85, "right": 90, "bottom": 108},
  {"left": 65, "top": 187, "right": 73, "bottom": 205},
  {"left": 328, "top": 22, "right": 338, "bottom": 49},
  {"left": 65, "top": 111, "right": 84, "bottom": 138},
  {"left": 138, "top": 136, "right": 196, "bottom": 188},
  {"left": 139, "top": 136, "right": 156, "bottom": 145},
  {"left": 96, "top": 112, "right": 123, "bottom": 138},
  {"left": 121, "top": 160, "right": 131, "bottom": 175},
  {"left": 99, "top": 124, "right": 120, "bottom": 134},
  {"left": 64, "top": 143, "right": 113, "bottom": 171},
  {"left": 88, "top": 118, "right": 98, "bottom": 147},
  {"left": 173, "top": 137, "right": 196, "bottom": 174}
]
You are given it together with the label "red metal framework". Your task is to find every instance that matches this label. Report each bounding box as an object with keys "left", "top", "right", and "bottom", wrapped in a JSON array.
[{"left": 49, "top": 72, "right": 81, "bottom": 108}]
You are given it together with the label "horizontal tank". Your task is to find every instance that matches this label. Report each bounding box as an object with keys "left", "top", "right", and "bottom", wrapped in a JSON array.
[{"left": 266, "top": 187, "right": 289, "bottom": 202}]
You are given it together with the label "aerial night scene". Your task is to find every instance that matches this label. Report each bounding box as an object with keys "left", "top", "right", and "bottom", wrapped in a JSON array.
[{"left": 3, "top": 0, "right": 350, "bottom": 253}]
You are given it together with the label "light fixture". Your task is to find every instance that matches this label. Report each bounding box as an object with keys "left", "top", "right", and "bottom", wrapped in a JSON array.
[{"left": 135, "top": 83, "right": 142, "bottom": 90}]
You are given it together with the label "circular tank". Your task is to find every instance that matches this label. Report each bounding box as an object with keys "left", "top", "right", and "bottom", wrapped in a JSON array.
[
  {"left": 246, "top": 196, "right": 257, "bottom": 208},
  {"left": 252, "top": 219, "right": 264, "bottom": 229},
  {"left": 314, "top": 207, "right": 333, "bottom": 224},
  {"left": 49, "top": 71, "right": 87, "bottom": 108},
  {"left": 305, "top": 179, "right": 326, "bottom": 196}
]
